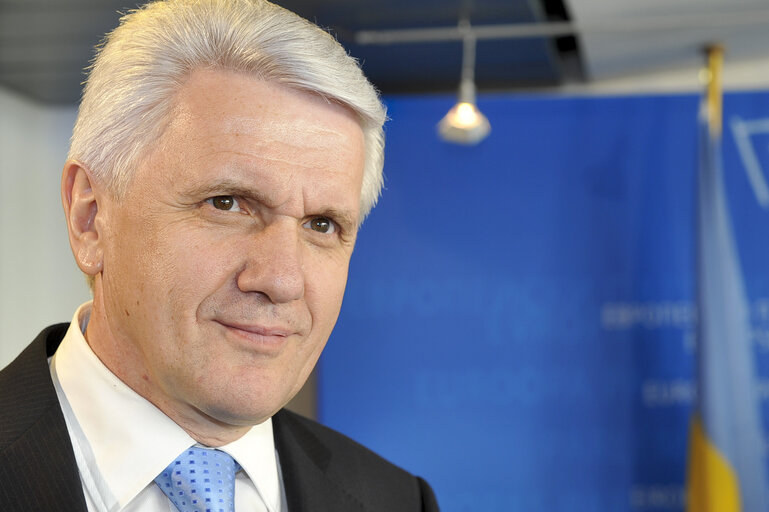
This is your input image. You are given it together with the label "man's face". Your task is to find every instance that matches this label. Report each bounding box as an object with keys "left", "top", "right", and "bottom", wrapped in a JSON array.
[{"left": 88, "top": 69, "right": 365, "bottom": 431}]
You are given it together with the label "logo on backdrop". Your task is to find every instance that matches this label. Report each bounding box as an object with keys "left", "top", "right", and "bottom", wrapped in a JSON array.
[{"left": 730, "top": 116, "right": 769, "bottom": 208}]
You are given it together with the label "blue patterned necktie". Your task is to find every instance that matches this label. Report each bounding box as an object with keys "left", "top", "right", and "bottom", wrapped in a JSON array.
[{"left": 154, "top": 447, "right": 241, "bottom": 512}]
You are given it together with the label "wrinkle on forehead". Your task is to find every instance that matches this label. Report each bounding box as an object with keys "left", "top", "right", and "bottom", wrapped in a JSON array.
[
  {"left": 198, "top": 142, "right": 358, "bottom": 174},
  {"left": 177, "top": 108, "right": 363, "bottom": 167},
  {"left": 220, "top": 115, "right": 358, "bottom": 147},
  {"left": 165, "top": 69, "right": 365, "bottom": 167},
  {"left": 171, "top": 71, "right": 363, "bottom": 147}
]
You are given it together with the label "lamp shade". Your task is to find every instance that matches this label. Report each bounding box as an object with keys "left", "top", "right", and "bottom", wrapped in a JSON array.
[{"left": 438, "top": 101, "right": 491, "bottom": 145}]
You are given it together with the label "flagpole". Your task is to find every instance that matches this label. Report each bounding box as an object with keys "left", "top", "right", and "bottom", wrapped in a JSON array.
[{"left": 704, "top": 45, "right": 724, "bottom": 138}]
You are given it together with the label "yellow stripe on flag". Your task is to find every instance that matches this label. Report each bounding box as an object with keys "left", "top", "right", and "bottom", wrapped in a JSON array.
[{"left": 686, "top": 414, "right": 741, "bottom": 512}]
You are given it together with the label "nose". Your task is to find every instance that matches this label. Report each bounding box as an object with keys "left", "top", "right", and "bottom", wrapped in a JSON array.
[{"left": 236, "top": 218, "right": 304, "bottom": 304}]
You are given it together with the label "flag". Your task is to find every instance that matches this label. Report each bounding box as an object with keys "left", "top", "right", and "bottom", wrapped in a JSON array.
[{"left": 686, "top": 46, "right": 769, "bottom": 512}]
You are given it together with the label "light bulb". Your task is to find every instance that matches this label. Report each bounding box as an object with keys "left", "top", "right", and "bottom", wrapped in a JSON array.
[{"left": 438, "top": 101, "right": 490, "bottom": 145}]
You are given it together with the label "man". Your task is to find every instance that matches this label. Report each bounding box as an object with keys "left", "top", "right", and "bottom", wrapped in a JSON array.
[{"left": 0, "top": 1, "right": 439, "bottom": 510}]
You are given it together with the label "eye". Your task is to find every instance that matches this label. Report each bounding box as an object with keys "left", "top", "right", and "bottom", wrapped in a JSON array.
[
  {"left": 304, "top": 217, "right": 336, "bottom": 234},
  {"left": 206, "top": 195, "right": 242, "bottom": 212}
]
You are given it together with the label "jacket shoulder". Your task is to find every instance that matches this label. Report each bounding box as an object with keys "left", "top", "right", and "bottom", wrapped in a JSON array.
[
  {"left": 0, "top": 323, "right": 88, "bottom": 511},
  {"left": 273, "top": 408, "right": 439, "bottom": 511},
  {"left": 0, "top": 323, "right": 69, "bottom": 448}
]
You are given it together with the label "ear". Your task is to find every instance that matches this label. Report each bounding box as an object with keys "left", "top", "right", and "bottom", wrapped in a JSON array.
[{"left": 61, "top": 160, "right": 104, "bottom": 276}]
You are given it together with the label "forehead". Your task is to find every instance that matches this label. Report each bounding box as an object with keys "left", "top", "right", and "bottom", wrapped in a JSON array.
[{"left": 144, "top": 68, "right": 366, "bottom": 217}]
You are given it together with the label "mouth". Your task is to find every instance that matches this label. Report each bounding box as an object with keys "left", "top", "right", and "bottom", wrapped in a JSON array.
[{"left": 214, "top": 320, "right": 295, "bottom": 352}]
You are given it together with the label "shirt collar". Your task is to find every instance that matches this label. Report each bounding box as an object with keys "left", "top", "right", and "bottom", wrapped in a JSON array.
[
  {"left": 51, "top": 301, "right": 281, "bottom": 510},
  {"left": 222, "top": 420, "right": 282, "bottom": 512}
]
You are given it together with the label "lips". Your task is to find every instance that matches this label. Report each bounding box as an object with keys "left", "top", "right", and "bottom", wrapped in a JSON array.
[
  {"left": 214, "top": 320, "right": 295, "bottom": 351},
  {"left": 220, "top": 321, "right": 292, "bottom": 337}
]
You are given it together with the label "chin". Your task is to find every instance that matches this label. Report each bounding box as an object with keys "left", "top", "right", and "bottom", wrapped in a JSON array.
[
  {"left": 201, "top": 390, "right": 290, "bottom": 427},
  {"left": 201, "top": 404, "right": 273, "bottom": 428}
]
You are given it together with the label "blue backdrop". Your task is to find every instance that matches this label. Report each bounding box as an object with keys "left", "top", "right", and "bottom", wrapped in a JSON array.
[{"left": 317, "top": 90, "right": 769, "bottom": 511}]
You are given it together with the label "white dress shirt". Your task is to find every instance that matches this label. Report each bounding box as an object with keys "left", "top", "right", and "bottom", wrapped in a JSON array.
[{"left": 49, "top": 302, "right": 287, "bottom": 512}]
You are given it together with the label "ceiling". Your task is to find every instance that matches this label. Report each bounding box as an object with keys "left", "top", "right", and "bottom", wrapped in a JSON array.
[
  {"left": 571, "top": 0, "right": 769, "bottom": 87},
  {"left": 1, "top": 0, "right": 769, "bottom": 104}
]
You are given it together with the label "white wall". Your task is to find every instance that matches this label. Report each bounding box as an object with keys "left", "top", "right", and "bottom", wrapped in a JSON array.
[{"left": 0, "top": 86, "right": 89, "bottom": 367}]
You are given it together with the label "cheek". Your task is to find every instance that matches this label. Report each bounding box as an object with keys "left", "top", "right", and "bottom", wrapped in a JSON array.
[
  {"left": 112, "top": 226, "right": 223, "bottom": 327},
  {"left": 306, "top": 262, "right": 350, "bottom": 329},
  {"left": 160, "top": 234, "right": 242, "bottom": 317},
  {"left": 106, "top": 218, "right": 176, "bottom": 299}
]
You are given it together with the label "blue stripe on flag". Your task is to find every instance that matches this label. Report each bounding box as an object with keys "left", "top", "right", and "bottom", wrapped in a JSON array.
[{"left": 696, "top": 102, "right": 769, "bottom": 511}]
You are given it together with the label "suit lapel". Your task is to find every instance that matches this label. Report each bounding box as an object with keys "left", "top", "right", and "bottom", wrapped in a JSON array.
[
  {"left": 273, "top": 410, "right": 365, "bottom": 512},
  {"left": 0, "top": 325, "right": 88, "bottom": 511}
]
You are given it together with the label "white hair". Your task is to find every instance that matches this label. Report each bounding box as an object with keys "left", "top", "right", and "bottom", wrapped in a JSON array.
[{"left": 69, "top": 0, "right": 386, "bottom": 219}]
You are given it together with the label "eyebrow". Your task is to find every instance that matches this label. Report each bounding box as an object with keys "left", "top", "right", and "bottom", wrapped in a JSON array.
[
  {"left": 184, "top": 179, "right": 273, "bottom": 206},
  {"left": 185, "top": 179, "right": 360, "bottom": 232},
  {"left": 319, "top": 207, "right": 359, "bottom": 234}
]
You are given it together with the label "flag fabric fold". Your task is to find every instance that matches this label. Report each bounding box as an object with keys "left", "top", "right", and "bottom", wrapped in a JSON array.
[{"left": 686, "top": 48, "right": 769, "bottom": 512}]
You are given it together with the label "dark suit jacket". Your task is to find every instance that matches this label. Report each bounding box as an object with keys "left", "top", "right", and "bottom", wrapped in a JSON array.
[{"left": 0, "top": 324, "right": 439, "bottom": 511}]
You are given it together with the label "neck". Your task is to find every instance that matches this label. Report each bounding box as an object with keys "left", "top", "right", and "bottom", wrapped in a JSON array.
[{"left": 150, "top": 399, "right": 253, "bottom": 447}]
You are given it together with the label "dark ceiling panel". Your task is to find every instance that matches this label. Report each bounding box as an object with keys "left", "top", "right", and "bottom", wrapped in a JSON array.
[
  {"left": 277, "top": 0, "right": 567, "bottom": 93},
  {"left": 0, "top": 0, "right": 142, "bottom": 103},
  {"left": 342, "top": 36, "right": 564, "bottom": 95},
  {"left": 0, "top": 0, "right": 579, "bottom": 104},
  {"left": 280, "top": 0, "right": 544, "bottom": 29},
  {"left": 476, "top": 37, "right": 563, "bottom": 85}
]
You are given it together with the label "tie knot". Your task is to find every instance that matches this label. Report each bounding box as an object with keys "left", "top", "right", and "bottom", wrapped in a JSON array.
[{"left": 155, "top": 447, "right": 240, "bottom": 512}]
